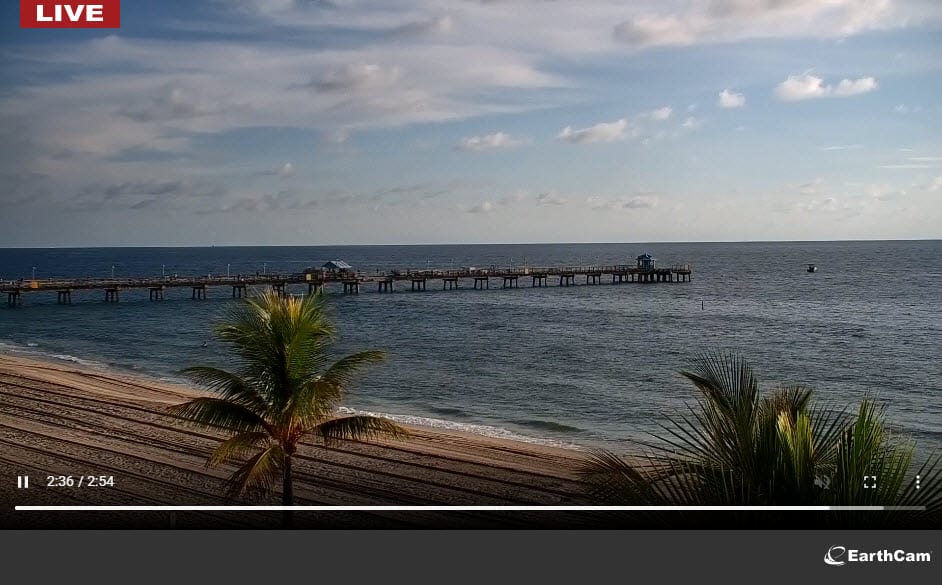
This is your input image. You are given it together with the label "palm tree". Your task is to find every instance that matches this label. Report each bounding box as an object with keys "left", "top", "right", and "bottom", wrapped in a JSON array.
[
  {"left": 169, "top": 290, "right": 407, "bottom": 526},
  {"left": 580, "top": 351, "right": 942, "bottom": 527}
]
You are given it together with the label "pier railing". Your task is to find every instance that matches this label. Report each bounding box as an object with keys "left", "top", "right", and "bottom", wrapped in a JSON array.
[{"left": 3, "top": 261, "right": 692, "bottom": 304}]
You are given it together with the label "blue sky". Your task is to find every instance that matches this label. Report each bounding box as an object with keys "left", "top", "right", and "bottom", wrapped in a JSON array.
[{"left": 1, "top": 0, "right": 940, "bottom": 246}]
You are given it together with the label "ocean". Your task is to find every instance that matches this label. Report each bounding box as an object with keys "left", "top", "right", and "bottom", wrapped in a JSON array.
[{"left": 1, "top": 241, "right": 939, "bottom": 452}]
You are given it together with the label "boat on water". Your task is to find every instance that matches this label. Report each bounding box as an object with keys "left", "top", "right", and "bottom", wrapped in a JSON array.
[{"left": 807, "top": 264, "right": 817, "bottom": 273}]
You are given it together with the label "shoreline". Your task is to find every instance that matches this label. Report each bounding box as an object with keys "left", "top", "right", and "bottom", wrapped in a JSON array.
[
  {"left": 0, "top": 353, "right": 599, "bottom": 528},
  {"left": 0, "top": 342, "right": 589, "bottom": 451}
]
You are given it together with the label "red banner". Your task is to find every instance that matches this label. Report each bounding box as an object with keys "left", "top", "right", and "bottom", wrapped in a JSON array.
[{"left": 20, "top": 1, "right": 120, "bottom": 28}]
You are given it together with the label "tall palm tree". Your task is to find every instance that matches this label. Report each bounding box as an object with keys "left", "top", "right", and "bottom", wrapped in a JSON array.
[
  {"left": 581, "top": 351, "right": 942, "bottom": 527},
  {"left": 169, "top": 290, "right": 407, "bottom": 525}
]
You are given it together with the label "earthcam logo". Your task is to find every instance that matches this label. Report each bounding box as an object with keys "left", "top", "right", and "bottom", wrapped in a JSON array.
[
  {"left": 824, "top": 545, "right": 932, "bottom": 566},
  {"left": 20, "top": 1, "right": 120, "bottom": 28}
]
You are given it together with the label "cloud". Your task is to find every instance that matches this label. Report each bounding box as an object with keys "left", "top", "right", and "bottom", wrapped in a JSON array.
[
  {"left": 390, "top": 15, "right": 454, "bottom": 37},
  {"left": 535, "top": 191, "right": 567, "bottom": 206},
  {"left": 623, "top": 195, "right": 659, "bottom": 209},
  {"left": 300, "top": 63, "right": 404, "bottom": 93},
  {"left": 467, "top": 200, "right": 496, "bottom": 213},
  {"left": 928, "top": 177, "right": 942, "bottom": 192},
  {"left": 613, "top": 14, "right": 697, "bottom": 47},
  {"left": 585, "top": 196, "right": 615, "bottom": 210},
  {"left": 878, "top": 159, "right": 942, "bottom": 169},
  {"left": 610, "top": 0, "right": 912, "bottom": 49},
  {"left": 717, "top": 89, "right": 745, "bottom": 108},
  {"left": 799, "top": 178, "right": 823, "bottom": 194},
  {"left": 69, "top": 179, "right": 226, "bottom": 212},
  {"left": 648, "top": 106, "right": 673, "bottom": 121},
  {"left": 798, "top": 197, "right": 841, "bottom": 213},
  {"left": 681, "top": 116, "right": 700, "bottom": 129},
  {"left": 324, "top": 128, "right": 351, "bottom": 145},
  {"left": 278, "top": 162, "right": 294, "bottom": 177},
  {"left": 832, "top": 76, "right": 879, "bottom": 97},
  {"left": 818, "top": 144, "right": 863, "bottom": 151},
  {"left": 457, "top": 132, "right": 527, "bottom": 152},
  {"left": 557, "top": 118, "right": 628, "bottom": 144},
  {"left": 774, "top": 74, "right": 878, "bottom": 101},
  {"left": 894, "top": 104, "right": 922, "bottom": 114},
  {"left": 878, "top": 165, "right": 940, "bottom": 169}
]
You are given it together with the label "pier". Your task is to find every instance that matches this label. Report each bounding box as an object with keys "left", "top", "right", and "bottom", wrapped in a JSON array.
[{"left": 2, "top": 256, "right": 691, "bottom": 307}]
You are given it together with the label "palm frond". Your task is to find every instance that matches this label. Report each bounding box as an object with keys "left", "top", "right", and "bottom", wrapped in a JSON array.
[
  {"left": 179, "top": 366, "right": 269, "bottom": 411},
  {"left": 209, "top": 431, "right": 272, "bottom": 467},
  {"left": 288, "top": 350, "right": 387, "bottom": 423},
  {"left": 167, "top": 397, "right": 273, "bottom": 435},
  {"left": 224, "top": 444, "right": 284, "bottom": 501},
  {"left": 311, "top": 415, "right": 408, "bottom": 447}
]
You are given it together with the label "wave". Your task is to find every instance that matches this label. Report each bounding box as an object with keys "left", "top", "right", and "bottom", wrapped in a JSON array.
[
  {"left": 336, "top": 406, "right": 583, "bottom": 450},
  {"left": 510, "top": 419, "right": 586, "bottom": 433},
  {"left": 0, "top": 338, "right": 107, "bottom": 369},
  {"left": 427, "top": 406, "right": 468, "bottom": 418}
]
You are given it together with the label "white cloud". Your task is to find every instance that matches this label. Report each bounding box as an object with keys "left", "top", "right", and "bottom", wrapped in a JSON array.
[
  {"left": 648, "top": 106, "right": 673, "bottom": 121},
  {"left": 623, "top": 195, "right": 659, "bottom": 209},
  {"left": 893, "top": 104, "right": 922, "bottom": 114},
  {"left": 278, "top": 162, "right": 294, "bottom": 177},
  {"left": 535, "top": 191, "right": 567, "bottom": 206},
  {"left": 799, "top": 178, "right": 823, "bottom": 194},
  {"left": 832, "top": 76, "right": 879, "bottom": 97},
  {"left": 928, "top": 177, "right": 942, "bottom": 192},
  {"left": 717, "top": 89, "right": 745, "bottom": 108},
  {"left": 325, "top": 128, "right": 351, "bottom": 145},
  {"left": 818, "top": 144, "right": 863, "bottom": 151},
  {"left": 557, "top": 118, "right": 628, "bottom": 144},
  {"left": 610, "top": 0, "right": 916, "bottom": 49},
  {"left": 613, "top": 14, "right": 698, "bottom": 47},
  {"left": 585, "top": 196, "right": 615, "bottom": 210},
  {"left": 467, "top": 201, "right": 496, "bottom": 213},
  {"left": 798, "top": 197, "right": 841, "bottom": 213},
  {"left": 304, "top": 63, "right": 404, "bottom": 93},
  {"left": 878, "top": 164, "right": 941, "bottom": 169},
  {"left": 391, "top": 15, "right": 455, "bottom": 37},
  {"left": 774, "top": 74, "right": 878, "bottom": 101},
  {"left": 457, "top": 132, "right": 527, "bottom": 152}
]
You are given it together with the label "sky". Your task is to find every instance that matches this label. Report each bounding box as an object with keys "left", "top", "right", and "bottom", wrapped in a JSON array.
[{"left": 1, "top": 0, "right": 940, "bottom": 247}]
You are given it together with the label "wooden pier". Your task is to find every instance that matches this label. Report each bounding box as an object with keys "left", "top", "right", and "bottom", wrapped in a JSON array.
[{"left": 1, "top": 259, "right": 692, "bottom": 307}]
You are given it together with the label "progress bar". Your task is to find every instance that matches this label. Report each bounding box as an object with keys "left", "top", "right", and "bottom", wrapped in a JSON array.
[{"left": 14, "top": 505, "right": 927, "bottom": 511}]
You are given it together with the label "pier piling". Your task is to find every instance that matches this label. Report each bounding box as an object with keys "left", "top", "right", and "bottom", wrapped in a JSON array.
[{"left": 2, "top": 259, "right": 692, "bottom": 306}]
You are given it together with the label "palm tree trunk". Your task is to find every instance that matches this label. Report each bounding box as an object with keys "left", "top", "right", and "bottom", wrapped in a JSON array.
[{"left": 282, "top": 454, "right": 293, "bottom": 528}]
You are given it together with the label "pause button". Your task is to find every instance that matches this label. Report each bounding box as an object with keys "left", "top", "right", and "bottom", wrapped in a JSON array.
[{"left": 17, "top": 475, "right": 29, "bottom": 489}]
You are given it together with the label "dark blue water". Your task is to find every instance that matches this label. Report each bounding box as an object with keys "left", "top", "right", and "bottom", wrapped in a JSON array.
[{"left": 1, "top": 241, "right": 939, "bottom": 451}]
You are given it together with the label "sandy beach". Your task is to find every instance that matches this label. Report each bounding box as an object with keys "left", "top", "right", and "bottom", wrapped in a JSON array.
[{"left": 0, "top": 354, "right": 597, "bottom": 528}]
